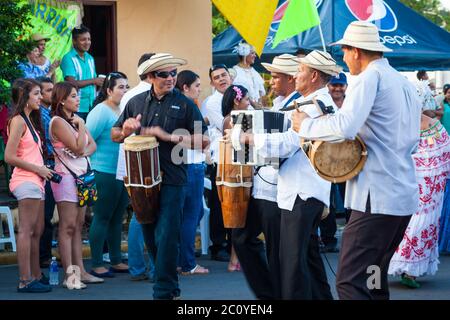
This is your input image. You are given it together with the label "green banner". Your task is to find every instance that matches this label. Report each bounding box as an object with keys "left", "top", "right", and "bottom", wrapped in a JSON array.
[{"left": 23, "top": 0, "right": 81, "bottom": 81}]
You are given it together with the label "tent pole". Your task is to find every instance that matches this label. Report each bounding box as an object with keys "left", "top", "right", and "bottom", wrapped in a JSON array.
[{"left": 318, "top": 23, "right": 326, "bottom": 52}]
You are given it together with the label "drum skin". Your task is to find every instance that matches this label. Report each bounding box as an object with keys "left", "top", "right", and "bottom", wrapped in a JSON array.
[
  {"left": 216, "top": 140, "right": 252, "bottom": 228},
  {"left": 308, "top": 136, "right": 367, "bottom": 183},
  {"left": 124, "top": 136, "right": 161, "bottom": 224}
]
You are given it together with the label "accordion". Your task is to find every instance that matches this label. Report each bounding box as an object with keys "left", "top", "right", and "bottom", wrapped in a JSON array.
[{"left": 230, "top": 110, "right": 288, "bottom": 166}]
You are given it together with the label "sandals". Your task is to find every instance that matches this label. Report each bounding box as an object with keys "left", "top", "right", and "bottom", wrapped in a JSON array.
[
  {"left": 62, "top": 279, "right": 87, "bottom": 290},
  {"left": 17, "top": 279, "right": 52, "bottom": 293},
  {"left": 181, "top": 264, "right": 209, "bottom": 275},
  {"left": 81, "top": 274, "right": 104, "bottom": 284},
  {"left": 227, "top": 262, "right": 241, "bottom": 272}
]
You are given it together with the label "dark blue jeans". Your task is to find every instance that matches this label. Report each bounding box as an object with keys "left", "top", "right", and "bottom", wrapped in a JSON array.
[
  {"left": 179, "top": 163, "right": 205, "bottom": 272},
  {"left": 141, "top": 184, "right": 186, "bottom": 300}
]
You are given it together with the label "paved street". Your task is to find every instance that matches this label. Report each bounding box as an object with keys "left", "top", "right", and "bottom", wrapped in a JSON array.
[{"left": 1, "top": 251, "right": 450, "bottom": 300}]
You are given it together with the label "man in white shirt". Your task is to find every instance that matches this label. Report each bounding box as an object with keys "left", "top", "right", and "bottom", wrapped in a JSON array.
[
  {"left": 116, "top": 53, "right": 155, "bottom": 282},
  {"left": 202, "top": 65, "right": 233, "bottom": 261},
  {"left": 292, "top": 21, "right": 421, "bottom": 300},
  {"left": 232, "top": 54, "right": 300, "bottom": 299},
  {"left": 228, "top": 50, "right": 341, "bottom": 299}
]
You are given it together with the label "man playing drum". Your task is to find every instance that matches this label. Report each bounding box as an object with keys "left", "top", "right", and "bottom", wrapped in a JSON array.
[
  {"left": 227, "top": 50, "right": 341, "bottom": 299},
  {"left": 111, "top": 53, "right": 209, "bottom": 300},
  {"left": 292, "top": 21, "right": 422, "bottom": 300}
]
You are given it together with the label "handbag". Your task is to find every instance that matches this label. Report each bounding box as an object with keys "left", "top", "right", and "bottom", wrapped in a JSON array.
[{"left": 54, "top": 151, "right": 98, "bottom": 207}]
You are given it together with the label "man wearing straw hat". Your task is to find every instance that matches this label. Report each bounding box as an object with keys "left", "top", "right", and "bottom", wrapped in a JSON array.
[
  {"left": 292, "top": 21, "right": 421, "bottom": 300},
  {"left": 227, "top": 50, "right": 341, "bottom": 299},
  {"left": 232, "top": 54, "right": 300, "bottom": 299},
  {"left": 111, "top": 53, "right": 209, "bottom": 300}
]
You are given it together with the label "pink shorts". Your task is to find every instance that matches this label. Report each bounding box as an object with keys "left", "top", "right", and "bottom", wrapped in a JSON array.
[{"left": 51, "top": 173, "right": 78, "bottom": 203}]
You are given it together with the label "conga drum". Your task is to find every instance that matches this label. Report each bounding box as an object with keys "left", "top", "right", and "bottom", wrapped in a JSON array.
[
  {"left": 123, "top": 135, "right": 162, "bottom": 224},
  {"left": 303, "top": 136, "right": 367, "bottom": 183},
  {"left": 216, "top": 139, "right": 253, "bottom": 228}
]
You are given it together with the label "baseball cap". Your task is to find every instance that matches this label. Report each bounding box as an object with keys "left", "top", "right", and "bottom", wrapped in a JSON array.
[{"left": 329, "top": 73, "right": 347, "bottom": 85}]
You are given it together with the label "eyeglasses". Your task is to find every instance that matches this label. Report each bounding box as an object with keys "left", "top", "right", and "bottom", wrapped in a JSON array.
[
  {"left": 209, "top": 64, "right": 228, "bottom": 75},
  {"left": 153, "top": 69, "right": 177, "bottom": 79}
]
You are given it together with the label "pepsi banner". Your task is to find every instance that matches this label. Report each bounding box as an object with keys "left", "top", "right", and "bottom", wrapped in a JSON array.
[{"left": 213, "top": 0, "right": 450, "bottom": 71}]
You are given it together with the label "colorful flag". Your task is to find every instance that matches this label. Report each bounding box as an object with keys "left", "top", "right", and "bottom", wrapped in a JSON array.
[
  {"left": 272, "top": 0, "right": 320, "bottom": 48},
  {"left": 212, "top": 0, "right": 278, "bottom": 56}
]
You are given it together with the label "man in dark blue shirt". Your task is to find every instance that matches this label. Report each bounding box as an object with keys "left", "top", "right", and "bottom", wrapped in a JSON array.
[
  {"left": 112, "top": 53, "right": 209, "bottom": 300},
  {"left": 36, "top": 77, "right": 56, "bottom": 269}
]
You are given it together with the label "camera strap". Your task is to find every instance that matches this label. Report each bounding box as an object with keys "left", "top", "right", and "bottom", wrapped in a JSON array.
[{"left": 20, "top": 112, "right": 44, "bottom": 158}]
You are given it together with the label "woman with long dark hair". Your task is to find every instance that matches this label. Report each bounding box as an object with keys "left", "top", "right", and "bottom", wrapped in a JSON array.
[
  {"left": 175, "top": 70, "right": 209, "bottom": 275},
  {"left": 221, "top": 84, "right": 250, "bottom": 272},
  {"left": 86, "top": 71, "right": 130, "bottom": 276},
  {"left": 50, "top": 81, "right": 100, "bottom": 288},
  {"left": 5, "top": 78, "right": 54, "bottom": 292}
]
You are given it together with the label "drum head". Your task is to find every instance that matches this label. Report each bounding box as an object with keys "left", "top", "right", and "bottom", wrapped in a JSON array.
[
  {"left": 311, "top": 137, "right": 366, "bottom": 183},
  {"left": 124, "top": 135, "right": 158, "bottom": 151}
]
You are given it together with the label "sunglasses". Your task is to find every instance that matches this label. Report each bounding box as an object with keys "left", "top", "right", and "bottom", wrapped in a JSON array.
[
  {"left": 153, "top": 69, "right": 177, "bottom": 79},
  {"left": 107, "top": 72, "right": 122, "bottom": 81}
]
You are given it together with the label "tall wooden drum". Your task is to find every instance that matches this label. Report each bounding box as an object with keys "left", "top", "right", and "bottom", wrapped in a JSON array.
[
  {"left": 216, "top": 139, "right": 253, "bottom": 228},
  {"left": 123, "top": 135, "right": 162, "bottom": 224},
  {"left": 304, "top": 136, "right": 367, "bottom": 183}
]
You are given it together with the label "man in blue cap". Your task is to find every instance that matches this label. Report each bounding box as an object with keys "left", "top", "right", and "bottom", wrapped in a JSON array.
[{"left": 327, "top": 72, "right": 347, "bottom": 109}]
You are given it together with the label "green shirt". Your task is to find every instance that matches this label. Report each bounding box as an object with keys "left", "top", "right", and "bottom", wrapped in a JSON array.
[
  {"left": 60, "top": 48, "right": 97, "bottom": 113},
  {"left": 441, "top": 100, "right": 450, "bottom": 133},
  {"left": 85, "top": 102, "right": 120, "bottom": 174}
]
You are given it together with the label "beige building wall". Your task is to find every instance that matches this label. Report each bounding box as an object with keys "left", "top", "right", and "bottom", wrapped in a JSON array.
[{"left": 115, "top": 0, "right": 212, "bottom": 102}]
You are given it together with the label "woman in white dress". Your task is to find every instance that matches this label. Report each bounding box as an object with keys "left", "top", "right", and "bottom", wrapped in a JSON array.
[{"left": 232, "top": 43, "right": 265, "bottom": 108}]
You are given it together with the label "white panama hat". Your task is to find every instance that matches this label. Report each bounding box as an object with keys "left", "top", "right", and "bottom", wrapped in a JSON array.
[
  {"left": 137, "top": 53, "right": 187, "bottom": 76},
  {"left": 261, "top": 54, "right": 298, "bottom": 77},
  {"left": 330, "top": 21, "right": 392, "bottom": 52},
  {"left": 294, "top": 50, "right": 343, "bottom": 76}
]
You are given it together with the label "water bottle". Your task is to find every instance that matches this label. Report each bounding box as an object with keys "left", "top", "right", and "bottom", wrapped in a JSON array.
[{"left": 49, "top": 257, "right": 59, "bottom": 285}]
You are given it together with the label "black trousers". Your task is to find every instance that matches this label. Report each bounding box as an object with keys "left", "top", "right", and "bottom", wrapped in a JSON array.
[
  {"left": 336, "top": 204, "right": 411, "bottom": 300},
  {"left": 39, "top": 181, "right": 55, "bottom": 263},
  {"left": 207, "top": 164, "right": 231, "bottom": 253},
  {"left": 232, "top": 197, "right": 281, "bottom": 299},
  {"left": 280, "top": 196, "right": 333, "bottom": 300}
]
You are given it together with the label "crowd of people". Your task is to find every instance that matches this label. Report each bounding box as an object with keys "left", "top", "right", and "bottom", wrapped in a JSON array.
[{"left": 3, "top": 20, "right": 450, "bottom": 300}]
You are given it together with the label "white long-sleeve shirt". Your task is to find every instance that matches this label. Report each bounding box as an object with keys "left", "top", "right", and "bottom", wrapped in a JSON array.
[
  {"left": 202, "top": 91, "right": 224, "bottom": 164},
  {"left": 116, "top": 81, "right": 152, "bottom": 181},
  {"left": 252, "top": 91, "right": 299, "bottom": 203},
  {"left": 298, "top": 58, "right": 421, "bottom": 216},
  {"left": 254, "top": 87, "right": 336, "bottom": 211}
]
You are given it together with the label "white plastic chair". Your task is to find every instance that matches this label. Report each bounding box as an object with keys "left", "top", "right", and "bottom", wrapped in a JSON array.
[
  {"left": 199, "top": 177, "right": 211, "bottom": 255},
  {"left": 0, "top": 206, "right": 16, "bottom": 252}
]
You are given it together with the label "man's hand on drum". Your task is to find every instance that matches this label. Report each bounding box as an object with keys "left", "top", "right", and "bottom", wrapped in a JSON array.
[
  {"left": 292, "top": 110, "right": 310, "bottom": 133},
  {"left": 122, "top": 114, "right": 142, "bottom": 137},
  {"left": 141, "top": 126, "right": 174, "bottom": 142}
]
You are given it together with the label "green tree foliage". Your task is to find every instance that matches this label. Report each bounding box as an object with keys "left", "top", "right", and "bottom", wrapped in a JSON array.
[
  {"left": 0, "top": 0, "right": 33, "bottom": 104},
  {"left": 212, "top": 4, "right": 230, "bottom": 37},
  {"left": 400, "top": 0, "right": 450, "bottom": 31}
]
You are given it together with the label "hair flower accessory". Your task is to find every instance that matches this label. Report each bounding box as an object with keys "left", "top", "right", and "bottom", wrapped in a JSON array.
[{"left": 232, "top": 86, "right": 243, "bottom": 101}]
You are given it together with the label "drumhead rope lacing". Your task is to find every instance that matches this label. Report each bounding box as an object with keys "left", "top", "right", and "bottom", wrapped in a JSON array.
[{"left": 124, "top": 150, "right": 161, "bottom": 189}]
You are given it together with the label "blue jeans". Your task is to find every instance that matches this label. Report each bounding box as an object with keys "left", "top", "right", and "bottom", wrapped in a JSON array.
[
  {"left": 128, "top": 213, "right": 155, "bottom": 278},
  {"left": 141, "top": 184, "right": 186, "bottom": 300},
  {"left": 179, "top": 163, "right": 205, "bottom": 272}
]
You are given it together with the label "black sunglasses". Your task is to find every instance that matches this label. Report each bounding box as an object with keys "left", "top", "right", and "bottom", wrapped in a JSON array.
[
  {"left": 106, "top": 72, "right": 122, "bottom": 81},
  {"left": 209, "top": 64, "right": 228, "bottom": 74},
  {"left": 153, "top": 69, "right": 177, "bottom": 79}
]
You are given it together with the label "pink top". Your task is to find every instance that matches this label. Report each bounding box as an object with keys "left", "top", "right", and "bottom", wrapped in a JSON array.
[
  {"left": 9, "top": 122, "right": 45, "bottom": 192},
  {"left": 49, "top": 116, "right": 89, "bottom": 176}
]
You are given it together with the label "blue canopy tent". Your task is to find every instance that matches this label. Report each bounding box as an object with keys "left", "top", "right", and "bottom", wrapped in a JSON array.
[{"left": 213, "top": 0, "right": 450, "bottom": 71}]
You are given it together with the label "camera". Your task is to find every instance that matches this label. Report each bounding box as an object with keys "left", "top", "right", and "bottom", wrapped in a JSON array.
[{"left": 46, "top": 164, "right": 62, "bottom": 184}]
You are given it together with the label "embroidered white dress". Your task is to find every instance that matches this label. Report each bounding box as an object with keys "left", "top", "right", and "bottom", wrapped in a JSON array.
[{"left": 389, "top": 122, "right": 450, "bottom": 277}]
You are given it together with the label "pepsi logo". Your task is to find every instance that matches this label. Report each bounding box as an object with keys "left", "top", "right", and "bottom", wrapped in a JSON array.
[
  {"left": 270, "top": 0, "right": 323, "bottom": 32},
  {"left": 345, "top": 0, "right": 398, "bottom": 32}
]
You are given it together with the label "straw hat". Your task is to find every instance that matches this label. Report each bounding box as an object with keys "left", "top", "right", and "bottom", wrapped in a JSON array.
[
  {"left": 294, "top": 50, "right": 343, "bottom": 76},
  {"left": 261, "top": 54, "right": 298, "bottom": 77},
  {"left": 137, "top": 53, "right": 187, "bottom": 76},
  {"left": 330, "top": 21, "right": 392, "bottom": 52},
  {"left": 31, "top": 33, "right": 50, "bottom": 42}
]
